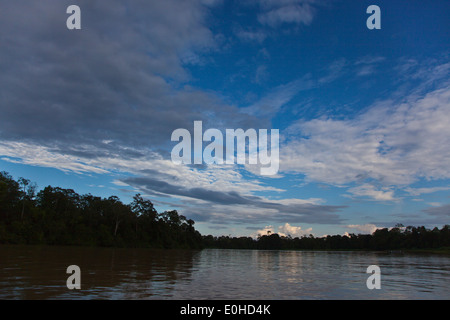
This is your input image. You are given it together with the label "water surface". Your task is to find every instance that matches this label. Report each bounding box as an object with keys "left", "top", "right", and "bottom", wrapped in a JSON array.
[{"left": 0, "top": 245, "right": 449, "bottom": 299}]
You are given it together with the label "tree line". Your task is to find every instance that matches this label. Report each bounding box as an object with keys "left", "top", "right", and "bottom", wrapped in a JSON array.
[
  {"left": 1, "top": 171, "right": 449, "bottom": 251},
  {"left": 202, "top": 225, "right": 450, "bottom": 251},
  {"left": 0, "top": 171, "right": 202, "bottom": 249}
]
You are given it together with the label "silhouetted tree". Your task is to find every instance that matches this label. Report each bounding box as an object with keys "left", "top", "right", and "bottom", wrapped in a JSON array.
[
  {"left": 0, "top": 172, "right": 203, "bottom": 249},
  {"left": 1, "top": 172, "right": 449, "bottom": 252}
]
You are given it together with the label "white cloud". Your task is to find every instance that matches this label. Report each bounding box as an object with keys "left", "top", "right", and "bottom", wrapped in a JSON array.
[
  {"left": 356, "top": 65, "right": 376, "bottom": 77},
  {"left": 354, "top": 56, "right": 386, "bottom": 65},
  {"left": 0, "top": 142, "right": 108, "bottom": 174},
  {"left": 427, "top": 202, "right": 442, "bottom": 207},
  {"left": 347, "top": 184, "right": 397, "bottom": 201},
  {"left": 241, "top": 76, "right": 314, "bottom": 116},
  {"left": 0, "top": 138, "right": 347, "bottom": 226},
  {"left": 281, "top": 73, "right": 450, "bottom": 199},
  {"left": 112, "top": 180, "right": 130, "bottom": 187},
  {"left": 255, "top": 225, "right": 275, "bottom": 237},
  {"left": 234, "top": 27, "right": 267, "bottom": 43},
  {"left": 278, "top": 223, "right": 313, "bottom": 237},
  {"left": 318, "top": 58, "right": 348, "bottom": 84},
  {"left": 354, "top": 56, "right": 386, "bottom": 76},
  {"left": 404, "top": 186, "right": 450, "bottom": 196},
  {"left": 254, "top": 65, "right": 269, "bottom": 84},
  {"left": 253, "top": 223, "right": 312, "bottom": 238},
  {"left": 345, "top": 224, "right": 380, "bottom": 235},
  {"left": 257, "top": 1, "right": 317, "bottom": 27},
  {"left": 0, "top": 140, "right": 282, "bottom": 196},
  {"left": 272, "top": 198, "right": 324, "bottom": 205}
]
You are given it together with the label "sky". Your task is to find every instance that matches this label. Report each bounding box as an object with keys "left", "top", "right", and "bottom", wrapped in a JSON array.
[{"left": 0, "top": 0, "right": 449, "bottom": 238}]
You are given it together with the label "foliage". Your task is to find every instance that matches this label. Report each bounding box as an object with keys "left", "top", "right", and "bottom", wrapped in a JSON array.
[
  {"left": 1, "top": 171, "right": 448, "bottom": 251},
  {"left": 203, "top": 225, "right": 450, "bottom": 251},
  {"left": 0, "top": 171, "right": 203, "bottom": 249}
]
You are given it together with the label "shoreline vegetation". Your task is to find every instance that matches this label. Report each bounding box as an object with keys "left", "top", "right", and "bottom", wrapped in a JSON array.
[{"left": 1, "top": 171, "right": 449, "bottom": 252}]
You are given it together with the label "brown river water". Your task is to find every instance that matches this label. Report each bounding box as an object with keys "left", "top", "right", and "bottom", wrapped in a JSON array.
[{"left": 0, "top": 245, "right": 449, "bottom": 299}]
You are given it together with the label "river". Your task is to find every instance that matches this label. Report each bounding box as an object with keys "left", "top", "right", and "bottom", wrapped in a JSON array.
[{"left": 0, "top": 245, "right": 449, "bottom": 299}]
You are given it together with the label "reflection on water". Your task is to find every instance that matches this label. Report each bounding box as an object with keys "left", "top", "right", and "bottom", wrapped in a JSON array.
[{"left": 0, "top": 245, "right": 449, "bottom": 299}]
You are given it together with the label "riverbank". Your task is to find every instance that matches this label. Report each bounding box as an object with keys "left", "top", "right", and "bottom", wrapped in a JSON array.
[{"left": 404, "top": 247, "right": 450, "bottom": 254}]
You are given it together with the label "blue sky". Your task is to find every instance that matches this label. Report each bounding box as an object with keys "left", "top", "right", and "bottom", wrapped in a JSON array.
[{"left": 0, "top": 0, "right": 449, "bottom": 238}]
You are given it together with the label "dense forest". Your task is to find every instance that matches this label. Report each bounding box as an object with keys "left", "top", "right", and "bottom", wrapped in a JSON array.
[
  {"left": 202, "top": 225, "right": 450, "bottom": 251},
  {"left": 0, "top": 171, "right": 203, "bottom": 249},
  {"left": 1, "top": 171, "right": 449, "bottom": 251}
]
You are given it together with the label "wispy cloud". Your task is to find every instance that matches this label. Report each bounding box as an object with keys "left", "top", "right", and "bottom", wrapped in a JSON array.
[
  {"left": 281, "top": 59, "right": 450, "bottom": 200},
  {"left": 318, "top": 58, "right": 348, "bottom": 84},
  {"left": 256, "top": 0, "right": 318, "bottom": 27},
  {"left": 353, "top": 56, "right": 385, "bottom": 77},
  {"left": 0, "top": 142, "right": 109, "bottom": 174},
  {"left": 0, "top": 137, "right": 347, "bottom": 226},
  {"left": 422, "top": 204, "right": 450, "bottom": 218},
  {"left": 347, "top": 184, "right": 397, "bottom": 201},
  {"left": 234, "top": 26, "right": 267, "bottom": 43},
  {"left": 124, "top": 175, "right": 346, "bottom": 225},
  {"left": 404, "top": 186, "right": 450, "bottom": 196},
  {"left": 241, "top": 76, "right": 315, "bottom": 116}
]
